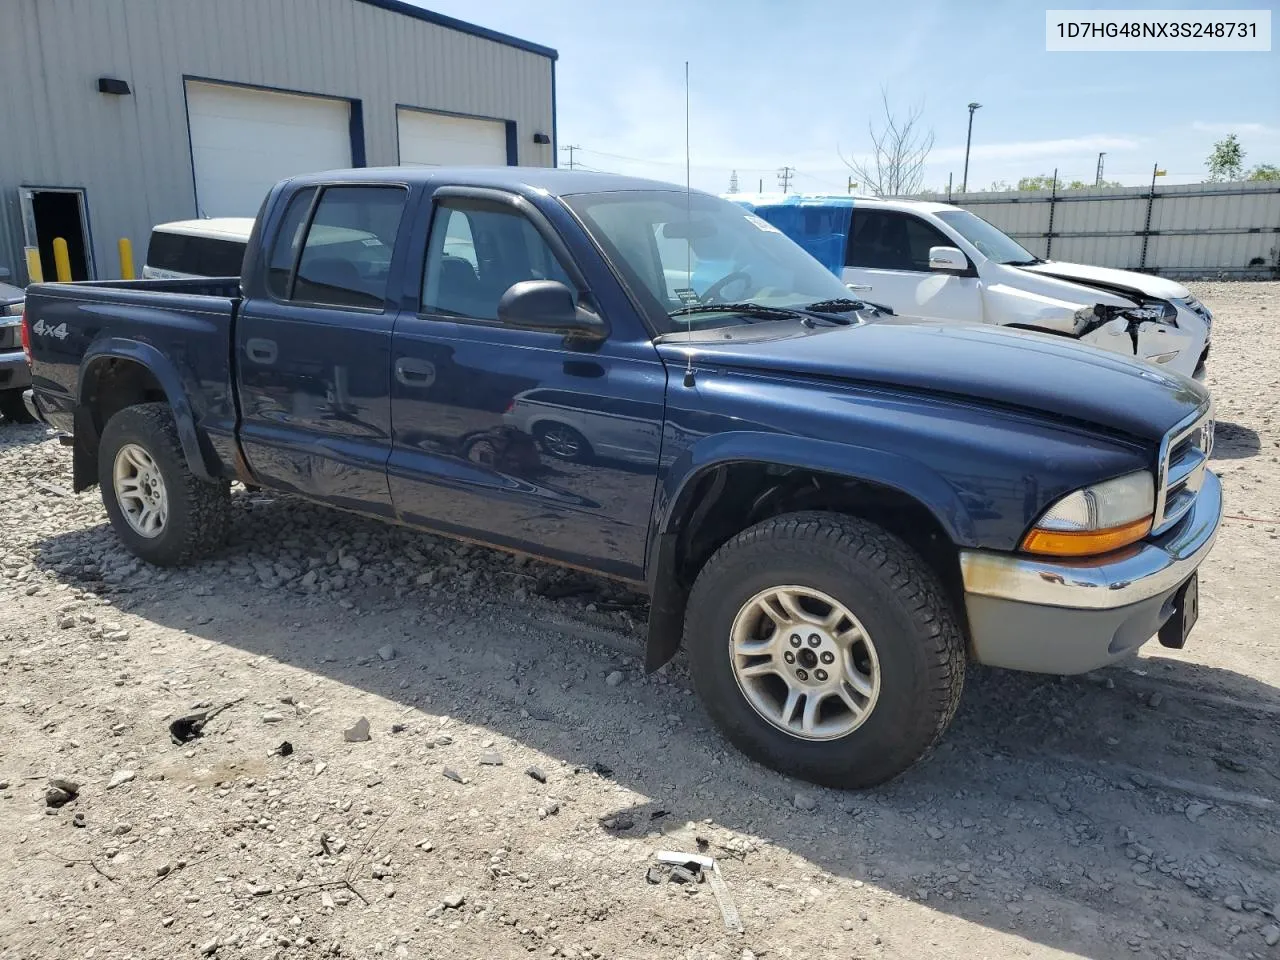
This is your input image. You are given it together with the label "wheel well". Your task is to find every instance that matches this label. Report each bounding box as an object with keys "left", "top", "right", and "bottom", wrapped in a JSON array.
[
  {"left": 74, "top": 358, "right": 168, "bottom": 489},
  {"left": 671, "top": 463, "right": 965, "bottom": 617}
]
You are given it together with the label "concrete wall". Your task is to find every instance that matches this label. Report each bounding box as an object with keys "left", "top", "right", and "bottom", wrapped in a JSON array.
[{"left": 0, "top": 0, "right": 556, "bottom": 282}]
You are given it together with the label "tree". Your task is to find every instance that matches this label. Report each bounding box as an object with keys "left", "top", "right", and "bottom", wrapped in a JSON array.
[
  {"left": 1206, "top": 133, "right": 1245, "bottom": 181},
  {"left": 1016, "top": 174, "right": 1122, "bottom": 191},
  {"left": 1248, "top": 163, "right": 1280, "bottom": 181},
  {"left": 839, "top": 89, "right": 935, "bottom": 197}
]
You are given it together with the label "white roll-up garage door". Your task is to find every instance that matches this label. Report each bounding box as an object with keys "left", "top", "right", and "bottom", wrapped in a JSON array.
[
  {"left": 397, "top": 108, "right": 509, "bottom": 167},
  {"left": 186, "top": 80, "right": 352, "bottom": 217}
]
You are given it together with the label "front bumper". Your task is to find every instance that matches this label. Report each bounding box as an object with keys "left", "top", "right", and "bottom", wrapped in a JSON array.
[
  {"left": 959, "top": 469, "right": 1222, "bottom": 674},
  {"left": 0, "top": 349, "right": 31, "bottom": 393}
]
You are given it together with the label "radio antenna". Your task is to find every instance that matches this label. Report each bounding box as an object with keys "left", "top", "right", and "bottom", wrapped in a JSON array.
[{"left": 683, "top": 60, "right": 695, "bottom": 388}]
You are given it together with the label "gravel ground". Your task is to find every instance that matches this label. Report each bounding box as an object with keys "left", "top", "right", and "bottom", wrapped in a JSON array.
[{"left": 1, "top": 281, "right": 1278, "bottom": 960}]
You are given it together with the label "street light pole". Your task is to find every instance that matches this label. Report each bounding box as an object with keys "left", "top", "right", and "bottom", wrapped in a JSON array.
[{"left": 961, "top": 102, "right": 981, "bottom": 193}]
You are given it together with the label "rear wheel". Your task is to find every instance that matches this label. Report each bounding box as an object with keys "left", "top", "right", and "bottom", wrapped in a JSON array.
[
  {"left": 684, "top": 511, "right": 966, "bottom": 788},
  {"left": 98, "top": 402, "right": 231, "bottom": 566},
  {"left": 0, "top": 390, "right": 35, "bottom": 424}
]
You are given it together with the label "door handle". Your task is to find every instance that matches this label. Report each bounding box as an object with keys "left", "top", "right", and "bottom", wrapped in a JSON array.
[
  {"left": 394, "top": 357, "right": 436, "bottom": 388},
  {"left": 245, "top": 338, "right": 277, "bottom": 364},
  {"left": 846, "top": 283, "right": 872, "bottom": 292}
]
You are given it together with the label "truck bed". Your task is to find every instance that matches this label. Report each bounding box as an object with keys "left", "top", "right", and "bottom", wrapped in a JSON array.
[{"left": 22, "top": 276, "right": 243, "bottom": 476}]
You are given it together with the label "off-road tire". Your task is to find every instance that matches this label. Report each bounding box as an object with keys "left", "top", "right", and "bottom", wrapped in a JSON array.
[
  {"left": 684, "top": 511, "right": 966, "bottom": 788},
  {"left": 0, "top": 390, "right": 35, "bottom": 424},
  {"left": 98, "top": 402, "right": 231, "bottom": 566}
]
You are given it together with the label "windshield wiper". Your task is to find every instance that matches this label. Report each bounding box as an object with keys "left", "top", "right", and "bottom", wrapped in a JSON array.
[
  {"left": 804, "top": 297, "right": 865, "bottom": 316},
  {"left": 1003, "top": 258, "right": 1043, "bottom": 266},
  {"left": 668, "top": 302, "right": 812, "bottom": 322}
]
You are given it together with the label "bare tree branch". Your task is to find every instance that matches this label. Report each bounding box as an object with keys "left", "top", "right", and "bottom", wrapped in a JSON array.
[{"left": 839, "top": 89, "right": 935, "bottom": 197}]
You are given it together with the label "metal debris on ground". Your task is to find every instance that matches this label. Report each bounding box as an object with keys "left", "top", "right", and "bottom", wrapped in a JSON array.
[
  {"left": 168, "top": 698, "right": 243, "bottom": 745},
  {"left": 651, "top": 851, "right": 744, "bottom": 934}
]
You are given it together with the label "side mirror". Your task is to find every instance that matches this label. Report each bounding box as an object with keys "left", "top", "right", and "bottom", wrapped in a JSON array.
[
  {"left": 928, "top": 246, "right": 969, "bottom": 273},
  {"left": 497, "top": 280, "right": 604, "bottom": 338}
]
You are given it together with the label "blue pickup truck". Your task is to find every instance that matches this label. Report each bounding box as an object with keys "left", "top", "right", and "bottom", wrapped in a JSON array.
[{"left": 20, "top": 168, "right": 1221, "bottom": 787}]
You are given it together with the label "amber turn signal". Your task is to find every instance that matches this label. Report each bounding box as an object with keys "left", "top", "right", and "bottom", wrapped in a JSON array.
[{"left": 1021, "top": 515, "right": 1153, "bottom": 557}]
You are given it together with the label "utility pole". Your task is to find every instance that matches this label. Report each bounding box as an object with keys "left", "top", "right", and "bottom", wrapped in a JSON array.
[
  {"left": 777, "top": 166, "right": 794, "bottom": 193},
  {"left": 1095, "top": 152, "right": 1106, "bottom": 186},
  {"left": 728, "top": 170, "right": 739, "bottom": 193},
  {"left": 758, "top": 178, "right": 763, "bottom": 192},
  {"left": 560, "top": 144, "right": 581, "bottom": 170},
  {"left": 947, "top": 171, "right": 953, "bottom": 201},
  {"left": 961, "top": 102, "right": 981, "bottom": 193},
  {"left": 847, "top": 176, "right": 858, "bottom": 194}
]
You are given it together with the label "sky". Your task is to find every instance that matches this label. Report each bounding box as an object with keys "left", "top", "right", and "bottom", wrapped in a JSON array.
[{"left": 413, "top": 0, "right": 1279, "bottom": 194}]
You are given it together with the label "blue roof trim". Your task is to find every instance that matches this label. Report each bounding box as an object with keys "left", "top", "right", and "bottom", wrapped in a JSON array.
[{"left": 353, "top": 0, "right": 558, "bottom": 60}]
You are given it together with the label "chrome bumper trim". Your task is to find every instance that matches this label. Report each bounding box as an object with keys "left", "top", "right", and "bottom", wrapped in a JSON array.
[{"left": 960, "top": 470, "right": 1221, "bottom": 611}]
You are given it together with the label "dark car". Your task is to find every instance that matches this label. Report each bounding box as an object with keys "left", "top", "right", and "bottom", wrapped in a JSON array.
[
  {"left": 0, "top": 278, "right": 33, "bottom": 422},
  {"left": 21, "top": 168, "right": 1220, "bottom": 788}
]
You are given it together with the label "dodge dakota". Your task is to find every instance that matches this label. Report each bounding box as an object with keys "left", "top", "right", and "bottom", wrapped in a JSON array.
[{"left": 21, "top": 168, "right": 1221, "bottom": 787}]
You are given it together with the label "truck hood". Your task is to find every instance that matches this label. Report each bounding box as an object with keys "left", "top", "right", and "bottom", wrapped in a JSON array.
[
  {"left": 1020, "top": 261, "right": 1190, "bottom": 302},
  {"left": 659, "top": 320, "right": 1206, "bottom": 443}
]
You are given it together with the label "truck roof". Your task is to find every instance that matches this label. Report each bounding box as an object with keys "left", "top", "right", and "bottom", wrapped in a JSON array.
[{"left": 286, "top": 166, "right": 703, "bottom": 197}]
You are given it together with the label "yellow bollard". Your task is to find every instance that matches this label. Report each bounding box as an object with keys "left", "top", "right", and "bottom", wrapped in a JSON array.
[
  {"left": 24, "top": 246, "right": 43, "bottom": 284},
  {"left": 52, "top": 237, "right": 72, "bottom": 282},
  {"left": 118, "top": 237, "right": 135, "bottom": 280}
]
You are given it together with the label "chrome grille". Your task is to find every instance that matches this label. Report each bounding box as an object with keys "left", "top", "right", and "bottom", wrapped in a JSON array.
[{"left": 1153, "top": 405, "right": 1213, "bottom": 535}]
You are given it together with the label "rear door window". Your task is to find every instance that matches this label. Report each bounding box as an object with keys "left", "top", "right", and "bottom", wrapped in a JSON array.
[{"left": 287, "top": 186, "right": 407, "bottom": 309}]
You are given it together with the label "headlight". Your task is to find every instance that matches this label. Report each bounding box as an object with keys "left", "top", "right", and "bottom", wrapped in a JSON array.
[
  {"left": 4, "top": 301, "right": 23, "bottom": 317},
  {"left": 1022, "top": 471, "right": 1154, "bottom": 557}
]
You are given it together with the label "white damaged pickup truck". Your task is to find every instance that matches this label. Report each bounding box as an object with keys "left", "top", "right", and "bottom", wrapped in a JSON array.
[{"left": 731, "top": 195, "right": 1213, "bottom": 380}]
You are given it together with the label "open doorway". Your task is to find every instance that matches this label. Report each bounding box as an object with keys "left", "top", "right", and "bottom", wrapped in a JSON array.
[{"left": 19, "top": 187, "right": 94, "bottom": 282}]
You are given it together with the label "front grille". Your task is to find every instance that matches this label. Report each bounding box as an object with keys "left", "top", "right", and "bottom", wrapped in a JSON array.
[{"left": 1153, "top": 405, "right": 1213, "bottom": 535}]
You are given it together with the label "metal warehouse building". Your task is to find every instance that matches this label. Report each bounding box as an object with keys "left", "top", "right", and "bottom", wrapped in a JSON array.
[{"left": 0, "top": 0, "right": 557, "bottom": 285}]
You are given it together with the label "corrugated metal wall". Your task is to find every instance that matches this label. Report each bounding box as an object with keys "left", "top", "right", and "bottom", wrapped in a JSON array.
[
  {"left": 919, "top": 182, "right": 1280, "bottom": 278},
  {"left": 0, "top": 0, "right": 555, "bottom": 283}
]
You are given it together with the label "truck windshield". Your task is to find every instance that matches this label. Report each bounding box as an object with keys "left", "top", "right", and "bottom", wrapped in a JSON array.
[
  {"left": 563, "top": 190, "right": 856, "bottom": 333},
  {"left": 934, "top": 209, "right": 1039, "bottom": 265}
]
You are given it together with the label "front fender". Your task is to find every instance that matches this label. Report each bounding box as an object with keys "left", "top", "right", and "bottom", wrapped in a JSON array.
[
  {"left": 654, "top": 431, "right": 976, "bottom": 547},
  {"left": 78, "top": 338, "right": 215, "bottom": 482}
]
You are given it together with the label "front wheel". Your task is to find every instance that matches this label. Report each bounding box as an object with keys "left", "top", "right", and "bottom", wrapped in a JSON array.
[
  {"left": 684, "top": 511, "right": 966, "bottom": 788},
  {"left": 98, "top": 402, "right": 231, "bottom": 566}
]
